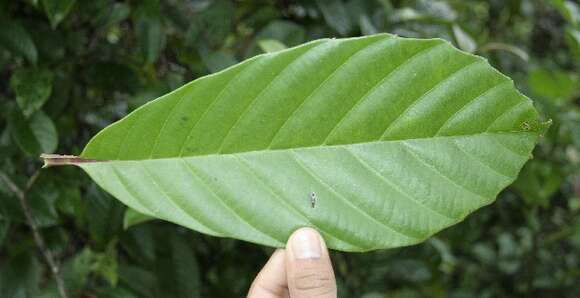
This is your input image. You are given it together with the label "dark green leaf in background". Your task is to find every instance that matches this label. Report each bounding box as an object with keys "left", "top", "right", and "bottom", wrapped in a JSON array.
[
  {"left": 153, "top": 232, "right": 201, "bottom": 298},
  {"left": 199, "top": 0, "right": 235, "bottom": 48},
  {"left": 0, "top": 172, "right": 59, "bottom": 228},
  {"left": 94, "top": 2, "right": 130, "bottom": 28},
  {"left": 244, "top": 20, "right": 306, "bottom": 57},
  {"left": 565, "top": 27, "right": 580, "bottom": 59},
  {"left": 10, "top": 67, "right": 54, "bottom": 117},
  {"left": 358, "top": 15, "right": 379, "bottom": 35},
  {"left": 119, "top": 265, "right": 156, "bottom": 298},
  {"left": 316, "top": 0, "right": 353, "bottom": 36},
  {"left": 451, "top": 24, "right": 476, "bottom": 53},
  {"left": 134, "top": 0, "right": 166, "bottom": 65},
  {"left": 10, "top": 110, "right": 58, "bottom": 156},
  {"left": 26, "top": 182, "right": 60, "bottom": 227},
  {"left": 30, "top": 28, "right": 66, "bottom": 63},
  {"left": 86, "top": 62, "right": 139, "bottom": 93},
  {"left": 550, "top": 0, "right": 579, "bottom": 25},
  {"left": 0, "top": 219, "right": 8, "bottom": 248},
  {"left": 0, "top": 20, "right": 38, "bottom": 64},
  {"left": 42, "top": 0, "right": 77, "bottom": 28},
  {"left": 0, "top": 253, "right": 41, "bottom": 298},
  {"left": 183, "top": 0, "right": 237, "bottom": 71},
  {"left": 344, "top": 0, "right": 378, "bottom": 35},
  {"left": 61, "top": 249, "right": 100, "bottom": 296},
  {"left": 255, "top": 20, "right": 306, "bottom": 47},
  {"left": 197, "top": 44, "right": 237, "bottom": 73},
  {"left": 118, "top": 225, "right": 201, "bottom": 298},
  {"left": 528, "top": 68, "right": 577, "bottom": 101},
  {"left": 512, "top": 161, "right": 564, "bottom": 207},
  {"left": 258, "top": 39, "right": 287, "bottom": 53},
  {"left": 86, "top": 184, "right": 125, "bottom": 247}
]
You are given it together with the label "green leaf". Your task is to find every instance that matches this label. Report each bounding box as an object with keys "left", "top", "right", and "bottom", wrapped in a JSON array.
[
  {"left": 93, "top": 241, "right": 119, "bottom": 286},
  {"left": 86, "top": 62, "right": 139, "bottom": 93},
  {"left": 550, "top": 0, "right": 579, "bottom": 25},
  {"left": 86, "top": 185, "right": 125, "bottom": 247},
  {"left": 0, "top": 219, "right": 8, "bottom": 248},
  {"left": 255, "top": 20, "right": 306, "bottom": 47},
  {"left": 42, "top": 0, "right": 77, "bottom": 28},
  {"left": 120, "top": 223, "right": 161, "bottom": 264},
  {"left": 60, "top": 249, "right": 97, "bottom": 296},
  {"left": 64, "top": 34, "right": 544, "bottom": 252},
  {"left": 119, "top": 265, "right": 156, "bottom": 298},
  {"left": 123, "top": 208, "right": 155, "bottom": 229},
  {"left": 134, "top": 0, "right": 165, "bottom": 65},
  {"left": 199, "top": 0, "right": 235, "bottom": 48},
  {"left": 258, "top": 39, "right": 287, "bottom": 53},
  {"left": 26, "top": 180, "right": 61, "bottom": 227},
  {"left": 0, "top": 172, "right": 59, "bottom": 227},
  {"left": 10, "top": 68, "right": 54, "bottom": 117},
  {"left": 451, "top": 24, "right": 476, "bottom": 53},
  {"left": 0, "top": 253, "right": 41, "bottom": 298},
  {"left": 11, "top": 110, "right": 58, "bottom": 156},
  {"left": 198, "top": 44, "right": 237, "bottom": 73},
  {"left": 0, "top": 20, "right": 38, "bottom": 64},
  {"left": 316, "top": 0, "right": 353, "bottom": 36},
  {"left": 359, "top": 15, "right": 378, "bottom": 35},
  {"left": 565, "top": 26, "right": 580, "bottom": 59},
  {"left": 153, "top": 231, "right": 201, "bottom": 298},
  {"left": 244, "top": 20, "right": 305, "bottom": 57},
  {"left": 119, "top": 227, "right": 201, "bottom": 297},
  {"left": 528, "top": 68, "right": 576, "bottom": 101},
  {"left": 29, "top": 25, "right": 66, "bottom": 62},
  {"left": 390, "top": 1, "right": 456, "bottom": 24},
  {"left": 45, "top": 246, "right": 118, "bottom": 292},
  {"left": 94, "top": 2, "right": 130, "bottom": 28},
  {"left": 512, "top": 160, "right": 564, "bottom": 207},
  {"left": 344, "top": 0, "right": 377, "bottom": 35}
]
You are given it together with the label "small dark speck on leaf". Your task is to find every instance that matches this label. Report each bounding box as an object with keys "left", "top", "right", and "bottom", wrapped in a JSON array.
[{"left": 310, "top": 192, "right": 317, "bottom": 208}]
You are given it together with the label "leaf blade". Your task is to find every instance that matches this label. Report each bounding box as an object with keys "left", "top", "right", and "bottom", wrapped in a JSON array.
[{"left": 74, "top": 34, "right": 543, "bottom": 251}]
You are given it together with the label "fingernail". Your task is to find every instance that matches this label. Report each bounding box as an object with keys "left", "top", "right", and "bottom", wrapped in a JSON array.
[{"left": 291, "top": 228, "right": 322, "bottom": 260}]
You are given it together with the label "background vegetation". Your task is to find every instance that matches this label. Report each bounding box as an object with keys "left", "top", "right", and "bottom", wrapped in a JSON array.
[{"left": 0, "top": 0, "right": 578, "bottom": 297}]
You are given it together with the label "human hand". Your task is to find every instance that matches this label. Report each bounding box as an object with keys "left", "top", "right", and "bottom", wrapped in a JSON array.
[{"left": 247, "top": 228, "right": 337, "bottom": 298}]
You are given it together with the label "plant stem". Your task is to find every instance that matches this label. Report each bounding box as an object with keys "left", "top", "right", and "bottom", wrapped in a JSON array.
[
  {"left": 0, "top": 171, "right": 69, "bottom": 298},
  {"left": 40, "top": 154, "right": 101, "bottom": 168}
]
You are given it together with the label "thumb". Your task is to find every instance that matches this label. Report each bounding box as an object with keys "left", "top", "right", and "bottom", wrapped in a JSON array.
[{"left": 285, "top": 228, "right": 336, "bottom": 298}]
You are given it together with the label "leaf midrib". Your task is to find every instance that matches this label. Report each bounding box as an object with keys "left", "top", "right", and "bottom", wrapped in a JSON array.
[{"left": 85, "top": 130, "right": 535, "bottom": 163}]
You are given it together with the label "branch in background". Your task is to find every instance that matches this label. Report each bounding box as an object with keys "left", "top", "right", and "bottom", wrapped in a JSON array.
[{"left": 0, "top": 171, "right": 69, "bottom": 298}]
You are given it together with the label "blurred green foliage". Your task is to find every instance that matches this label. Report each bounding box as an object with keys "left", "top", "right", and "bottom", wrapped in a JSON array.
[{"left": 0, "top": 0, "right": 578, "bottom": 297}]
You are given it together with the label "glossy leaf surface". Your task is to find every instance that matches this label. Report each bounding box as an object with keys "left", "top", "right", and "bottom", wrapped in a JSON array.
[{"left": 74, "top": 34, "right": 544, "bottom": 251}]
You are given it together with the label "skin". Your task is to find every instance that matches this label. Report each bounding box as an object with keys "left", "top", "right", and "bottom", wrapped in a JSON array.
[{"left": 247, "top": 228, "right": 337, "bottom": 298}]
